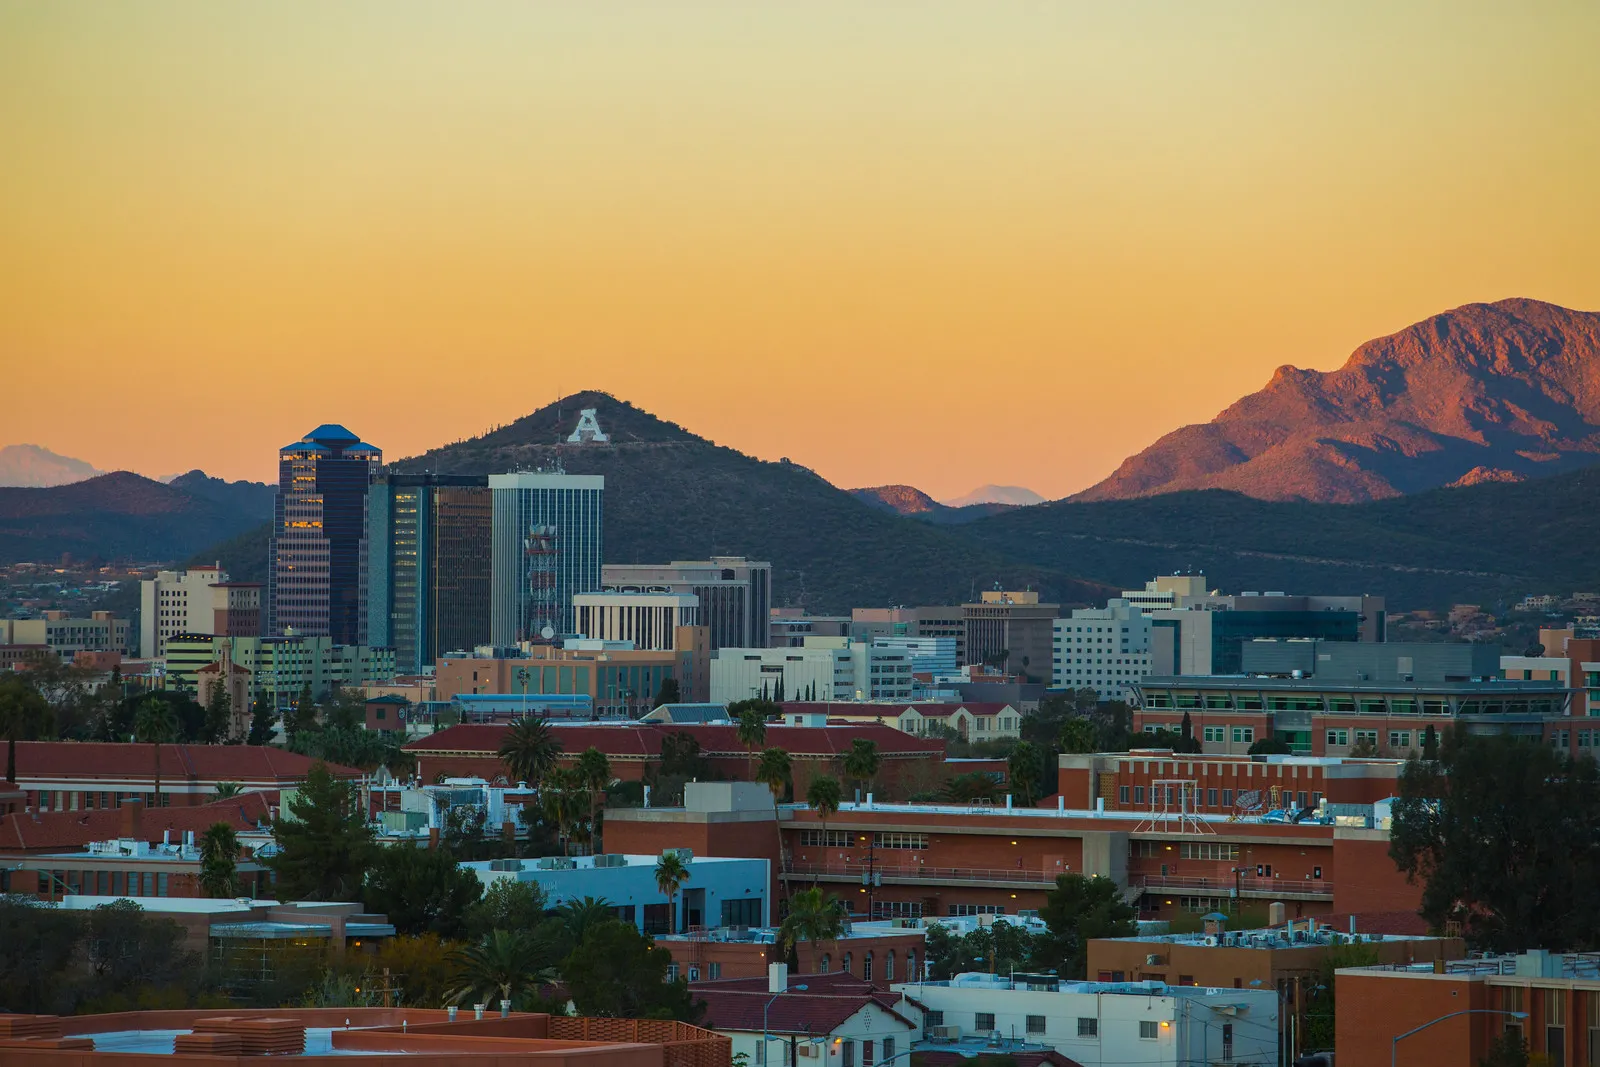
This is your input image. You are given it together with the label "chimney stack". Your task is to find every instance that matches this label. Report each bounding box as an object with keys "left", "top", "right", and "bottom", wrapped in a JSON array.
[
  {"left": 120, "top": 798, "right": 144, "bottom": 840},
  {"left": 768, "top": 962, "right": 789, "bottom": 995}
]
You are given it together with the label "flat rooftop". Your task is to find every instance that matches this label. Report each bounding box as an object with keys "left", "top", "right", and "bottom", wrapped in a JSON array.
[{"left": 897, "top": 972, "right": 1270, "bottom": 1002}]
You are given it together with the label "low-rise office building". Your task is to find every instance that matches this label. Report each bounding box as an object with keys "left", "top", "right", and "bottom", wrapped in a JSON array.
[
  {"left": 777, "top": 700, "right": 1023, "bottom": 741},
  {"left": 1052, "top": 600, "right": 1154, "bottom": 701},
  {"left": 657, "top": 922, "right": 927, "bottom": 985},
  {"left": 435, "top": 631, "right": 710, "bottom": 711},
  {"left": 964, "top": 590, "right": 1058, "bottom": 683},
  {"left": 694, "top": 968, "right": 919, "bottom": 1067},
  {"left": 140, "top": 565, "right": 261, "bottom": 659},
  {"left": 893, "top": 971, "right": 1277, "bottom": 1067},
  {"left": 710, "top": 637, "right": 913, "bottom": 703},
  {"left": 573, "top": 591, "right": 700, "bottom": 651},
  {"left": 0, "top": 612, "right": 133, "bottom": 656},
  {"left": 163, "top": 633, "right": 396, "bottom": 704},
  {"left": 460, "top": 851, "right": 770, "bottom": 935}
]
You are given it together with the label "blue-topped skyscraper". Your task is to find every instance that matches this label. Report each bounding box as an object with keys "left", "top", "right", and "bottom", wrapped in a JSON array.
[
  {"left": 268, "top": 424, "right": 382, "bottom": 645},
  {"left": 489, "top": 471, "right": 604, "bottom": 646}
]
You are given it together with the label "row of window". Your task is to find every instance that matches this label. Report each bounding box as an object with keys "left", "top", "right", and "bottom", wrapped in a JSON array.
[
  {"left": 798, "top": 830, "right": 929, "bottom": 850},
  {"left": 926, "top": 1011, "right": 1173, "bottom": 1043},
  {"left": 1118, "top": 785, "right": 1320, "bottom": 810}
]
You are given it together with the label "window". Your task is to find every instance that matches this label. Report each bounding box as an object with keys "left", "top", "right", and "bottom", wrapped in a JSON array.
[
  {"left": 1354, "top": 729, "right": 1379, "bottom": 748},
  {"left": 1134, "top": 786, "right": 1146, "bottom": 804},
  {"left": 1077, "top": 1017, "right": 1098, "bottom": 1038},
  {"left": 884, "top": 952, "right": 894, "bottom": 981},
  {"left": 948, "top": 904, "right": 1006, "bottom": 916},
  {"left": 925, "top": 1011, "right": 944, "bottom": 1028},
  {"left": 863, "top": 953, "right": 874, "bottom": 982},
  {"left": 801, "top": 829, "right": 854, "bottom": 848},
  {"left": 1231, "top": 727, "right": 1254, "bottom": 744},
  {"left": 1206, "top": 788, "right": 1218, "bottom": 807},
  {"left": 842, "top": 953, "right": 852, "bottom": 974},
  {"left": 666, "top": 964, "right": 679, "bottom": 982},
  {"left": 874, "top": 832, "right": 928, "bottom": 850},
  {"left": 1180, "top": 842, "right": 1239, "bottom": 861},
  {"left": 1203, "top": 726, "right": 1225, "bottom": 743},
  {"left": 862, "top": 1040, "right": 874, "bottom": 1067},
  {"left": 1118, "top": 785, "right": 1130, "bottom": 804},
  {"left": 882, "top": 1038, "right": 895, "bottom": 1064},
  {"left": 1326, "top": 729, "right": 1348, "bottom": 747},
  {"left": 1389, "top": 730, "right": 1413, "bottom": 750},
  {"left": 708, "top": 963, "right": 721, "bottom": 980},
  {"left": 819, "top": 954, "right": 831, "bottom": 973},
  {"left": 842, "top": 1040, "right": 855, "bottom": 1067},
  {"left": 975, "top": 1013, "right": 996, "bottom": 1032},
  {"left": 1026, "top": 1015, "right": 1047, "bottom": 1034},
  {"left": 1222, "top": 789, "right": 1233, "bottom": 807},
  {"left": 1140, "top": 1020, "right": 1160, "bottom": 1040}
]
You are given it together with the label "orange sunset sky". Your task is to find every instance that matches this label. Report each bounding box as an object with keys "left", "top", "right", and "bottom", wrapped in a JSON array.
[{"left": 2, "top": 3, "right": 1598, "bottom": 499}]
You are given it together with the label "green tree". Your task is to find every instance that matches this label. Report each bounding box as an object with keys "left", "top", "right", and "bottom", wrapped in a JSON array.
[
  {"left": 199, "top": 822, "right": 241, "bottom": 898},
  {"left": 266, "top": 762, "right": 376, "bottom": 901},
  {"left": 374, "top": 933, "right": 465, "bottom": 1007},
  {"left": 203, "top": 684, "right": 232, "bottom": 744},
  {"left": 777, "top": 886, "right": 845, "bottom": 957},
  {"left": 540, "top": 766, "right": 586, "bottom": 853},
  {"left": 0, "top": 674, "right": 53, "bottom": 784},
  {"left": 556, "top": 895, "right": 617, "bottom": 946},
  {"left": 652, "top": 678, "right": 681, "bottom": 708},
  {"left": 210, "top": 781, "right": 244, "bottom": 800},
  {"left": 1479, "top": 1032, "right": 1534, "bottom": 1067},
  {"left": 449, "top": 928, "right": 561, "bottom": 1009},
  {"left": 843, "top": 738, "right": 881, "bottom": 797},
  {"left": 468, "top": 879, "right": 550, "bottom": 941},
  {"left": 1421, "top": 723, "right": 1440, "bottom": 761},
  {"left": 1391, "top": 733, "right": 1600, "bottom": 952},
  {"left": 561, "top": 920, "right": 699, "bottom": 1020},
  {"left": 755, "top": 746, "right": 791, "bottom": 801},
  {"left": 804, "top": 775, "right": 842, "bottom": 884},
  {"left": 943, "top": 771, "right": 999, "bottom": 803},
  {"left": 1058, "top": 717, "right": 1097, "bottom": 754},
  {"left": 1174, "top": 711, "right": 1203, "bottom": 754},
  {"left": 291, "top": 725, "right": 410, "bottom": 774},
  {"left": 83, "top": 899, "right": 197, "bottom": 998},
  {"left": 1006, "top": 741, "right": 1048, "bottom": 807},
  {"left": 1247, "top": 736, "right": 1293, "bottom": 756},
  {"left": 322, "top": 688, "right": 366, "bottom": 731},
  {"left": 924, "top": 918, "right": 1039, "bottom": 980},
  {"left": 247, "top": 696, "right": 276, "bottom": 746},
  {"left": 499, "top": 715, "right": 562, "bottom": 788},
  {"left": 655, "top": 852, "right": 691, "bottom": 934},
  {"left": 290, "top": 685, "right": 318, "bottom": 736},
  {"left": 1300, "top": 940, "right": 1380, "bottom": 1052},
  {"left": 1037, "top": 874, "right": 1137, "bottom": 979},
  {"left": 0, "top": 894, "right": 83, "bottom": 1013},
  {"left": 575, "top": 747, "right": 612, "bottom": 849},
  {"left": 735, "top": 706, "right": 767, "bottom": 780},
  {"left": 134, "top": 697, "right": 180, "bottom": 807},
  {"left": 363, "top": 843, "right": 484, "bottom": 939}
]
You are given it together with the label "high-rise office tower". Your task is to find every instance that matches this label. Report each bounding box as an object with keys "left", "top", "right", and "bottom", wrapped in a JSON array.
[
  {"left": 268, "top": 424, "right": 381, "bottom": 644},
  {"left": 601, "top": 557, "right": 772, "bottom": 649},
  {"left": 489, "top": 471, "right": 604, "bottom": 645},
  {"left": 367, "top": 474, "right": 493, "bottom": 673}
]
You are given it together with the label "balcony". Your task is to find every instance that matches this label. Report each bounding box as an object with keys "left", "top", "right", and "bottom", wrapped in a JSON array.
[
  {"left": 1131, "top": 872, "right": 1333, "bottom": 902},
  {"left": 783, "top": 860, "right": 1059, "bottom": 889}
]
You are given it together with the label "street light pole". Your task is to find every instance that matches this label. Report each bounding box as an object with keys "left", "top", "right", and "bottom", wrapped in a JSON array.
[
  {"left": 1391, "top": 1009, "right": 1529, "bottom": 1067},
  {"left": 762, "top": 983, "right": 808, "bottom": 1067}
]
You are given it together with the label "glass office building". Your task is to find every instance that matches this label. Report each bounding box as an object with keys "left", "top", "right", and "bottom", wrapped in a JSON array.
[
  {"left": 367, "top": 474, "right": 492, "bottom": 673},
  {"left": 268, "top": 425, "right": 381, "bottom": 645},
  {"left": 489, "top": 472, "right": 604, "bottom": 645}
]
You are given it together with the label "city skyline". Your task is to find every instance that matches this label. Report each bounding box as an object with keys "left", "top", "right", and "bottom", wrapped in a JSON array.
[{"left": 3, "top": 5, "right": 1598, "bottom": 497}]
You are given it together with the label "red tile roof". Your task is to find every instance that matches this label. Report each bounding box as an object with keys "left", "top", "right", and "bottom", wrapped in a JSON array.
[
  {"left": 689, "top": 988, "right": 913, "bottom": 1036},
  {"left": 409, "top": 722, "right": 945, "bottom": 760},
  {"left": 780, "top": 702, "right": 1018, "bottom": 719},
  {"left": 0, "top": 792, "right": 271, "bottom": 852},
  {"left": 916, "top": 1052, "right": 1081, "bottom": 1067},
  {"left": 11, "top": 742, "right": 359, "bottom": 785}
]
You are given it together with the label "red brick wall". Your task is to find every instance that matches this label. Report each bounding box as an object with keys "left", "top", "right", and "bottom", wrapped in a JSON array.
[
  {"left": 1336, "top": 971, "right": 1487, "bottom": 1066},
  {"left": 1331, "top": 832, "right": 1423, "bottom": 916}
]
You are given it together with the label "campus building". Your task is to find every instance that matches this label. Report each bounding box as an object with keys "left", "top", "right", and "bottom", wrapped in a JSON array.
[
  {"left": 0, "top": 612, "right": 133, "bottom": 656},
  {"left": 709, "top": 637, "right": 914, "bottom": 703},
  {"left": 604, "top": 557, "right": 771, "bottom": 650},
  {"left": 963, "top": 590, "right": 1058, "bottom": 682},
  {"left": 163, "top": 633, "right": 396, "bottom": 704},
  {"left": 268, "top": 424, "right": 382, "bottom": 644},
  {"left": 573, "top": 592, "right": 699, "bottom": 651},
  {"left": 434, "top": 631, "right": 711, "bottom": 711},
  {"left": 365, "top": 473, "right": 492, "bottom": 674},
  {"left": 489, "top": 471, "right": 604, "bottom": 645},
  {"left": 1052, "top": 600, "right": 1154, "bottom": 700}
]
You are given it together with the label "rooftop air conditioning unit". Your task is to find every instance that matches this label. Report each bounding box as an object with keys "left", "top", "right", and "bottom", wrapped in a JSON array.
[
  {"left": 488, "top": 858, "right": 523, "bottom": 872},
  {"left": 929, "top": 1026, "right": 961, "bottom": 1042},
  {"left": 593, "top": 854, "right": 626, "bottom": 868},
  {"left": 663, "top": 848, "right": 694, "bottom": 862},
  {"left": 536, "top": 857, "right": 576, "bottom": 871},
  {"left": 1203, "top": 936, "right": 1219, "bottom": 947}
]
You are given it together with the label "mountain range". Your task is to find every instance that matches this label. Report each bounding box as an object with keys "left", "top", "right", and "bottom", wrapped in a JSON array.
[
  {"left": 0, "top": 444, "right": 103, "bottom": 488},
  {"left": 1074, "top": 298, "right": 1600, "bottom": 503},
  {"left": 7, "top": 297, "right": 1599, "bottom": 611}
]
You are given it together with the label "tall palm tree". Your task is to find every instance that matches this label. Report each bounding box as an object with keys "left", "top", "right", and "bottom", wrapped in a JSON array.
[
  {"left": 198, "top": 821, "right": 240, "bottom": 898},
  {"left": 449, "top": 928, "right": 561, "bottom": 1009},
  {"left": 133, "top": 698, "right": 180, "bottom": 808},
  {"left": 755, "top": 747, "right": 791, "bottom": 802},
  {"left": 655, "top": 852, "right": 691, "bottom": 933},
  {"left": 574, "top": 747, "right": 611, "bottom": 850},
  {"left": 540, "top": 766, "right": 584, "bottom": 854},
  {"left": 778, "top": 886, "right": 846, "bottom": 956},
  {"left": 557, "top": 895, "right": 616, "bottom": 945},
  {"left": 736, "top": 708, "right": 766, "bottom": 782},
  {"left": 0, "top": 675, "right": 52, "bottom": 785},
  {"left": 805, "top": 775, "right": 842, "bottom": 885},
  {"left": 499, "top": 715, "right": 562, "bottom": 789},
  {"left": 842, "top": 738, "right": 881, "bottom": 799},
  {"left": 1007, "top": 741, "right": 1045, "bottom": 807}
]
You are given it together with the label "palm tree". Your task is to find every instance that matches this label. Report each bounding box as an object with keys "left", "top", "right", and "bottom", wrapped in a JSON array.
[
  {"left": 198, "top": 821, "right": 240, "bottom": 898},
  {"left": 557, "top": 895, "right": 616, "bottom": 945},
  {"left": 0, "top": 675, "right": 52, "bottom": 785},
  {"left": 574, "top": 747, "right": 611, "bottom": 850},
  {"left": 736, "top": 708, "right": 766, "bottom": 781},
  {"left": 449, "top": 928, "right": 561, "bottom": 1009},
  {"left": 805, "top": 775, "right": 842, "bottom": 885},
  {"left": 778, "top": 886, "right": 846, "bottom": 957},
  {"left": 210, "top": 781, "right": 245, "bottom": 801},
  {"left": 540, "top": 766, "right": 584, "bottom": 854},
  {"left": 655, "top": 852, "right": 691, "bottom": 934},
  {"left": 134, "top": 698, "right": 180, "bottom": 808},
  {"left": 1007, "top": 741, "right": 1044, "bottom": 807},
  {"left": 755, "top": 747, "right": 791, "bottom": 802},
  {"left": 842, "top": 738, "right": 881, "bottom": 799},
  {"left": 499, "top": 715, "right": 562, "bottom": 789}
]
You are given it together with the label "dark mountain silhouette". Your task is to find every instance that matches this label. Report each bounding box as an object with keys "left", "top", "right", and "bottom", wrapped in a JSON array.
[
  {"left": 0, "top": 472, "right": 269, "bottom": 564},
  {"left": 391, "top": 391, "right": 1110, "bottom": 612},
  {"left": 165, "top": 471, "right": 275, "bottom": 522},
  {"left": 849, "top": 485, "right": 1016, "bottom": 524},
  {"left": 959, "top": 461, "right": 1600, "bottom": 611},
  {"left": 1077, "top": 299, "right": 1600, "bottom": 503},
  {"left": 0, "top": 444, "right": 103, "bottom": 487}
]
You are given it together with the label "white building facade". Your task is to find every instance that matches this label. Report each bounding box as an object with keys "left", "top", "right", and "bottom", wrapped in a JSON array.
[
  {"left": 894, "top": 972, "right": 1277, "bottom": 1067},
  {"left": 710, "top": 636, "right": 912, "bottom": 704},
  {"left": 140, "top": 565, "right": 224, "bottom": 658},
  {"left": 573, "top": 592, "right": 698, "bottom": 651},
  {"left": 1052, "top": 600, "right": 1154, "bottom": 700}
]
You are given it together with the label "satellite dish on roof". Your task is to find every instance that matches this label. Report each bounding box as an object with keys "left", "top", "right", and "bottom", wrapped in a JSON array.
[{"left": 540, "top": 625, "right": 556, "bottom": 641}]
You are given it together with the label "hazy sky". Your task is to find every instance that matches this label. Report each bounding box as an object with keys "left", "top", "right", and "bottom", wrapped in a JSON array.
[{"left": 3, "top": 3, "right": 1597, "bottom": 498}]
